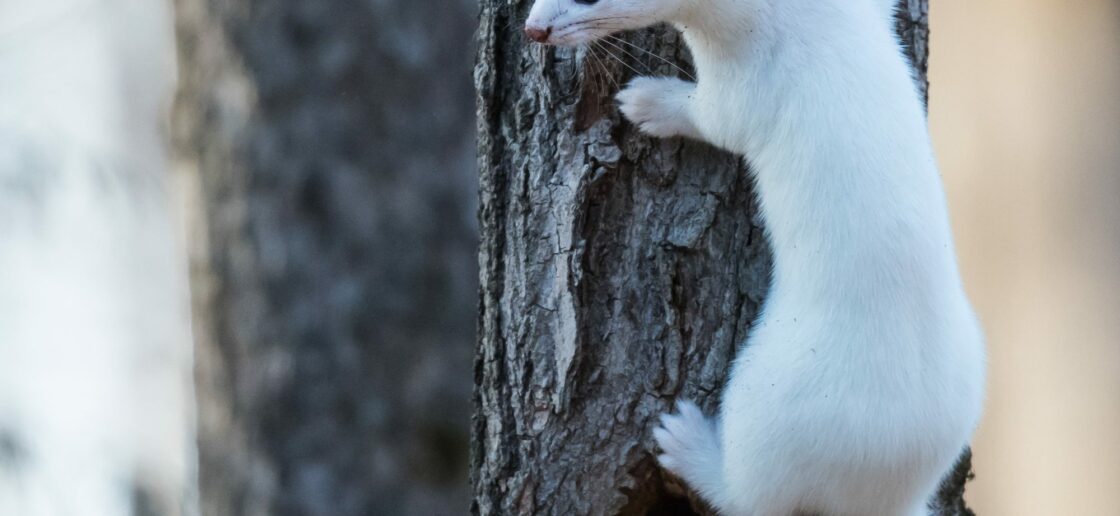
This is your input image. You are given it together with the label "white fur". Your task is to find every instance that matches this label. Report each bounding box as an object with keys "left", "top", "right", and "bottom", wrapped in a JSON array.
[{"left": 525, "top": 0, "right": 986, "bottom": 515}]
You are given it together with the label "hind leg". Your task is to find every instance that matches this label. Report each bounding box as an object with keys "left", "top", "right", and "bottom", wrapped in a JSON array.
[
  {"left": 656, "top": 400, "right": 823, "bottom": 516},
  {"left": 653, "top": 400, "right": 726, "bottom": 506}
]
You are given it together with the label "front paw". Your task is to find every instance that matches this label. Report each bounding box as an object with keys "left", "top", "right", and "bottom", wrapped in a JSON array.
[{"left": 616, "top": 76, "right": 698, "bottom": 139}]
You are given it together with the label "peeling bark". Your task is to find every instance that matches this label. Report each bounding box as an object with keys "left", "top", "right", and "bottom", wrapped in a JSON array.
[{"left": 473, "top": 1, "right": 973, "bottom": 514}]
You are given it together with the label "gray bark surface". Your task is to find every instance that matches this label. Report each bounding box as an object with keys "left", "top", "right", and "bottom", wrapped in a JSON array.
[
  {"left": 473, "top": 1, "right": 973, "bottom": 514},
  {"left": 173, "top": 0, "right": 477, "bottom": 514}
]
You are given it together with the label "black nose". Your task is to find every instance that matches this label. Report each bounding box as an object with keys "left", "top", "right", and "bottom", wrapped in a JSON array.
[{"left": 524, "top": 25, "right": 552, "bottom": 43}]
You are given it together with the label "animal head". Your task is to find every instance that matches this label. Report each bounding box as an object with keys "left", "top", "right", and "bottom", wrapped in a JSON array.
[
  {"left": 523, "top": 0, "right": 901, "bottom": 46},
  {"left": 523, "top": 0, "right": 686, "bottom": 46}
]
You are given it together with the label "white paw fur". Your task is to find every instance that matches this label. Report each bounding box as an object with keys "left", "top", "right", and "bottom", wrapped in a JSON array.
[
  {"left": 653, "top": 400, "right": 725, "bottom": 504},
  {"left": 616, "top": 77, "right": 700, "bottom": 140}
]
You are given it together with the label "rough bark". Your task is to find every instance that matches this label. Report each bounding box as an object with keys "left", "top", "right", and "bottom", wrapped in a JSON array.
[
  {"left": 472, "top": 1, "right": 973, "bottom": 515},
  {"left": 173, "top": 0, "right": 477, "bottom": 514}
]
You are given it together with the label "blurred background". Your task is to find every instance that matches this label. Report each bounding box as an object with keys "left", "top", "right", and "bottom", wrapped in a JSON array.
[
  {"left": 930, "top": 1, "right": 1120, "bottom": 514},
  {"left": 0, "top": 0, "right": 1115, "bottom": 515}
]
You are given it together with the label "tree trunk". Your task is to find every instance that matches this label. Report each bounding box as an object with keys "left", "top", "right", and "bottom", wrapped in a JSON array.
[
  {"left": 0, "top": 3, "right": 192, "bottom": 515},
  {"left": 173, "top": 0, "right": 477, "bottom": 514},
  {"left": 472, "top": 1, "right": 974, "bottom": 514}
]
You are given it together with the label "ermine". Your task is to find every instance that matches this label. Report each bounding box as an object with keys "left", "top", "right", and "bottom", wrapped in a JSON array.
[{"left": 523, "top": 0, "right": 985, "bottom": 515}]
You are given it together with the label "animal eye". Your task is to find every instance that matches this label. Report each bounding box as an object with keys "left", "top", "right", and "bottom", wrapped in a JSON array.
[{"left": 575, "top": 0, "right": 599, "bottom": 4}]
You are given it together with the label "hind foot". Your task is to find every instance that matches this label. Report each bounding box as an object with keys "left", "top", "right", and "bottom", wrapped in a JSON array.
[{"left": 653, "top": 400, "right": 725, "bottom": 502}]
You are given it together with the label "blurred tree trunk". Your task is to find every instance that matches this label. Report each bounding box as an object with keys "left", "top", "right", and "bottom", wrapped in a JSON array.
[
  {"left": 472, "top": 1, "right": 974, "bottom": 514},
  {"left": 173, "top": 0, "right": 477, "bottom": 515}
]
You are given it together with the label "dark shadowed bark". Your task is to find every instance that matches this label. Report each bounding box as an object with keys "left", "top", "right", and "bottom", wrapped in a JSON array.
[
  {"left": 173, "top": 0, "right": 477, "bottom": 514},
  {"left": 472, "top": 0, "right": 974, "bottom": 514}
]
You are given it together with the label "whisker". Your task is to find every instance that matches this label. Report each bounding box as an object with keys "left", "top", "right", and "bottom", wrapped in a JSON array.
[
  {"left": 596, "top": 36, "right": 657, "bottom": 76},
  {"left": 548, "top": 22, "right": 633, "bottom": 44},
  {"left": 577, "top": 46, "right": 600, "bottom": 91},
  {"left": 599, "top": 52, "right": 622, "bottom": 91},
  {"left": 587, "top": 43, "right": 620, "bottom": 92},
  {"left": 550, "top": 16, "right": 634, "bottom": 36},
  {"left": 592, "top": 39, "right": 646, "bottom": 80},
  {"left": 606, "top": 34, "right": 696, "bottom": 81},
  {"left": 556, "top": 15, "right": 637, "bottom": 28},
  {"left": 502, "top": 6, "right": 529, "bottom": 32}
]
